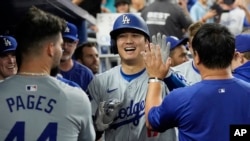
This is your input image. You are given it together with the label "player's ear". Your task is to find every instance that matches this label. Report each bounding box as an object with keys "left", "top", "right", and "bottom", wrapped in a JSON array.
[
  {"left": 47, "top": 42, "right": 55, "bottom": 57},
  {"left": 193, "top": 51, "right": 200, "bottom": 65},
  {"left": 232, "top": 51, "right": 239, "bottom": 60},
  {"left": 238, "top": 53, "right": 245, "bottom": 64}
]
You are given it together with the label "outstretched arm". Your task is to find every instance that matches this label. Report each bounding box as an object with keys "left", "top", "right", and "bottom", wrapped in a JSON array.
[
  {"left": 141, "top": 43, "right": 172, "bottom": 129},
  {"left": 151, "top": 33, "right": 188, "bottom": 91}
]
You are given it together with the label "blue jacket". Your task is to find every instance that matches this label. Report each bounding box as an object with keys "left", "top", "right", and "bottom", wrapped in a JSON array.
[
  {"left": 233, "top": 61, "right": 250, "bottom": 83},
  {"left": 60, "top": 60, "right": 94, "bottom": 91}
]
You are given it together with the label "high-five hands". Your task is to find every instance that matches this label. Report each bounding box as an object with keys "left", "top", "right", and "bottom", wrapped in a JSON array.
[
  {"left": 141, "top": 33, "right": 172, "bottom": 79},
  {"left": 152, "top": 33, "right": 170, "bottom": 63}
]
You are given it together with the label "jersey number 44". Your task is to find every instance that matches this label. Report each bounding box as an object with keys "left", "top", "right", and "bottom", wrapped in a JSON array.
[{"left": 4, "top": 122, "right": 57, "bottom": 141}]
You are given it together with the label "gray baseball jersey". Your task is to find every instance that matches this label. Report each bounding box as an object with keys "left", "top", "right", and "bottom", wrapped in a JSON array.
[
  {"left": 88, "top": 65, "right": 176, "bottom": 141},
  {"left": 0, "top": 75, "right": 95, "bottom": 141},
  {"left": 173, "top": 60, "right": 201, "bottom": 85}
]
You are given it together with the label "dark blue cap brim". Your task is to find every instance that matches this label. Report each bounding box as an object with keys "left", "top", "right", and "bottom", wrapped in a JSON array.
[
  {"left": 63, "top": 35, "right": 78, "bottom": 41},
  {"left": 0, "top": 48, "right": 16, "bottom": 54},
  {"left": 171, "top": 37, "right": 188, "bottom": 50}
]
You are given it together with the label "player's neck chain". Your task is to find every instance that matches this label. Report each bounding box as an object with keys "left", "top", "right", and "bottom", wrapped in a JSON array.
[{"left": 18, "top": 72, "right": 48, "bottom": 76}]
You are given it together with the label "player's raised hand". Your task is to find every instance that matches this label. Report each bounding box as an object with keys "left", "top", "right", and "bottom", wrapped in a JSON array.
[
  {"left": 152, "top": 32, "right": 170, "bottom": 63},
  {"left": 141, "top": 43, "right": 172, "bottom": 79}
]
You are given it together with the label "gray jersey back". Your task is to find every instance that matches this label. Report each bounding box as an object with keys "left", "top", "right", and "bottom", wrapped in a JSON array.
[
  {"left": 88, "top": 65, "right": 176, "bottom": 141},
  {"left": 0, "top": 75, "right": 95, "bottom": 141},
  {"left": 173, "top": 60, "right": 201, "bottom": 85}
]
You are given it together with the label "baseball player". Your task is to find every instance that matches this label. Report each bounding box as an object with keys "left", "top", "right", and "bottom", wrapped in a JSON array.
[
  {"left": 59, "top": 22, "right": 94, "bottom": 92},
  {"left": 87, "top": 13, "right": 185, "bottom": 141},
  {"left": 143, "top": 23, "right": 250, "bottom": 141},
  {"left": 166, "top": 36, "right": 189, "bottom": 67},
  {"left": 231, "top": 33, "right": 250, "bottom": 82},
  {"left": 0, "top": 35, "right": 17, "bottom": 82},
  {"left": 172, "top": 22, "right": 204, "bottom": 85},
  {"left": 0, "top": 7, "right": 95, "bottom": 141}
]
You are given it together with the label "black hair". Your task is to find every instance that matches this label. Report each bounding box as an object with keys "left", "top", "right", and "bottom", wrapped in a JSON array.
[
  {"left": 15, "top": 6, "right": 66, "bottom": 68},
  {"left": 192, "top": 23, "right": 235, "bottom": 69},
  {"left": 74, "top": 41, "right": 98, "bottom": 60}
]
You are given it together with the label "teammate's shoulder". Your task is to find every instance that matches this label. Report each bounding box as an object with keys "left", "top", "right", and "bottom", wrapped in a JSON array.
[
  {"left": 54, "top": 78, "right": 88, "bottom": 99},
  {"left": 50, "top": 76, "right": 81, "bottom": 90},
  {"left": 88, "top": 66, "right": 121, "bottom": 87},
  {"left": 0, "top": 75, "right": 16, "bottom": 87},
  {"left": 169, "top": 81, "right": 202, "bottom": 98},
  {"left": 95, "top": 65, "right": 121, "bottom": 78},
  {"left": 56, "top": 76, "right": 81, "bottom": 88},
  {"left": 233, "top": 77, "right": 250, "bottom": 88},
  {"left": 173, "top": 60, "right": 192, "bottom": 69}
]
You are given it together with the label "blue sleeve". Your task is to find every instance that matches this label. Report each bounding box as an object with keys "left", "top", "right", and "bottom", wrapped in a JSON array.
[
  {"left": 163, "top": 72, "right": 188, "bottom": 91},
  {"left": 148, "top": 106, "right": 170, "bottom": 132},
  {"left": 57, "top": 77, "right": 81, "bottom": 88},
  {"left": 148, "top": 90, "right": 182, "bottom": 132}
]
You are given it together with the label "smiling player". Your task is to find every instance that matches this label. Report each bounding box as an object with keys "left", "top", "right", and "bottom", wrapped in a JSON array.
[
  {"left": 0, "top": 35, "right": 17, "bottom": 82},
  {"left": 87, "top": 13, "right": 177, "bottom": 141}
]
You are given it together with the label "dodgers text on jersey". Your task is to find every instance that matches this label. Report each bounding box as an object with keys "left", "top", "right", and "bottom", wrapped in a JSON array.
[{"left": 110, "top": 100, "right": 145, "bottom": 129}]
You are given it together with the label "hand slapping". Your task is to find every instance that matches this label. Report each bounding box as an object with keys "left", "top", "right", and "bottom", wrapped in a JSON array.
[{"left": 141, "top": 33, "right": 172, "bottom": 79}]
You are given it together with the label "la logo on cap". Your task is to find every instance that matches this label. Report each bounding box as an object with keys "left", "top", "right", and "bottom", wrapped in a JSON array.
[
  {"left": 64, "top": 26, "right": 70, "bottom": 33},
  {"left": 122, "top": 15, "right": 130, "bottom": 24},
  {"left": 3, "top": 38, "right": 12, "bottom": 47}
]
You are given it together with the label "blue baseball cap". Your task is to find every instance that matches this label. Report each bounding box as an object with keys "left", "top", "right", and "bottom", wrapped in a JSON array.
[
  {"left": 166, "top": 36, "right": 188, "bottom": 50},
  {"left": 235, "top": 34, "right": 250, "bottom": 53},
  {"left": 0, "top": 35, "right": 17, "bottom": 55},
  {"left": 63, "top": 22, "right": 78, "bottom": 41}
]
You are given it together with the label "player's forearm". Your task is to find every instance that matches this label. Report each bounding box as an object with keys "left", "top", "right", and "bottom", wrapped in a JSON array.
[{"left": 145, "top": 82, "right": 163, "bottom": 129}]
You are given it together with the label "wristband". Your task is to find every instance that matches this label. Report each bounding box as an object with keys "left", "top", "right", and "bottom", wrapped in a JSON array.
[{"left": 148, "top": 77, "right": 163, "bottom": 83}]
